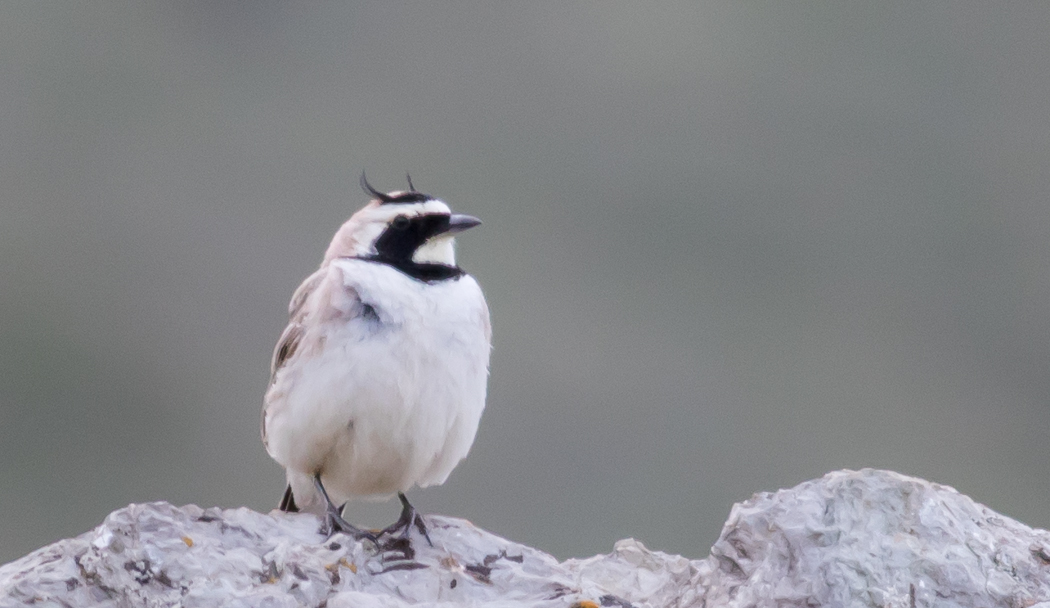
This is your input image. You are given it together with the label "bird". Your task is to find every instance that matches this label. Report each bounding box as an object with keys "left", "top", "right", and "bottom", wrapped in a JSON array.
[{"left": 262, "top": 173, "right": 491, "bottom": 545}]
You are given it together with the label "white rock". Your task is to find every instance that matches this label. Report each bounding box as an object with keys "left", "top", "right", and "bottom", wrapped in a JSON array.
[
  {"left": 697, "top": 469, "right": 1050, "bottom": 608},
  {"left": 2, "top": 469, "right": 1049, "bottom": 607}
]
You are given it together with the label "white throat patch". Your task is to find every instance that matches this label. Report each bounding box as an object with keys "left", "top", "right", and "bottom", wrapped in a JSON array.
[{"left": 412, "top": 234, "right": 456, "bottom": 266}]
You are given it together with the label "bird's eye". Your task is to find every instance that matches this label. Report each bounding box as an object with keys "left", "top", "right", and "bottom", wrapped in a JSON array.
[{"left": 392, "top": 216, "right": 410, "bottom": 230}]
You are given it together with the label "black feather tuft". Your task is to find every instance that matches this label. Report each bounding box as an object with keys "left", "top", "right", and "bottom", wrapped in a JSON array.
[
  {"left": 360, "top": 171, "right": 431, "bottom": 204},
  {"left": 360, "top": 171, "right": 393, "bottom": 203}
]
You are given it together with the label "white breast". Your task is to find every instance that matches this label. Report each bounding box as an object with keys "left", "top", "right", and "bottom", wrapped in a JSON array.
[{"left": 263, "top": 258, "right": 491, "bottom": 507}]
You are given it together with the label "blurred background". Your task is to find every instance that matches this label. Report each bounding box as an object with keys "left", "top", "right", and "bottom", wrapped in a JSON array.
[{"left": 2, "top": 2, "right": 1049, "bottom": 565}]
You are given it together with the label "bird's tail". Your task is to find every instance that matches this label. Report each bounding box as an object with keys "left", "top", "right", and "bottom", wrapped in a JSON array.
[{"left": 278, "top": 484, "right": 299, "bottom": 512}]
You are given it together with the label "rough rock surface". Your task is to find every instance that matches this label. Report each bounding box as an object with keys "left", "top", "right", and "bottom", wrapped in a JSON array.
[
  {"left": 2, "top": 469, "right": 1049, "bottom": 607},
  {"left": 0, "top": 504, "right": 693, "bottom": 608},
  {"left": 698, "top": 469, "right": 1050, "bottom": 608}
]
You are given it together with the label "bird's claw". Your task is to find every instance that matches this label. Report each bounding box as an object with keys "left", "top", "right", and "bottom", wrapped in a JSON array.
[
  {"left": 378, "top": 492, "right": 434, "bottom": 547},
  {"left": 313, "top": 473, "right": 378, "bottom": 544},
  {"left": 321, "top": 508, "right": 378, "bottom": 544}
]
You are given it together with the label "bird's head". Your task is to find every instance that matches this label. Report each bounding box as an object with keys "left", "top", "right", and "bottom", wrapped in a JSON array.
[{"left": 323, "top": 174, "right": 481, "bottom": 275}]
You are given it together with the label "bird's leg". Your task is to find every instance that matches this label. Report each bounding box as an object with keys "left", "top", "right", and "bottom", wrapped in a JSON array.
[
  {"left": 313, "top": 474, "right": 376, "bottom": 543},
  {"left": 379, "top": 492, "right": 433, "bottom": 547}
]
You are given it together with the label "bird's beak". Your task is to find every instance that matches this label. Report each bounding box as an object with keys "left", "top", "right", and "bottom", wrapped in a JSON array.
[{"left": 445, "top": 214, "right": 482, "bottom": 235}]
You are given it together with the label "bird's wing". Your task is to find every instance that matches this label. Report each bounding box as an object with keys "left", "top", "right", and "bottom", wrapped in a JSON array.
[
  {"left": 269, "top": 321, "right": 305, "bottom": 384},
  {"left": 288, "top": 266, "right": 326, "bottom": 317},
  {"left": 269, "top": 268, "right": 326, "bottom": 383},
  {"left": 262, "top": 268, "right": 325, "bottom": 449},
  {"left": 262, "top": 265, "right": 368, "bottom": 448}
]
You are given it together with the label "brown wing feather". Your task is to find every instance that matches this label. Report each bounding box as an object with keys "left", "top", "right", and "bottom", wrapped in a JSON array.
[
  {"left": 262, "top": 268, "right": 326, "bottom": 447},
  {"left": 269, "top": 322, "right": 304, "bottom": 383},
  {"left": 288, "top": 268, "right": 325, "bottom": 317},
  {"left": 262, "top": 265, "right": 368, "bottom": 447},
  {"left": 268, "top": 268, "right": 326, "bottom": 383}
]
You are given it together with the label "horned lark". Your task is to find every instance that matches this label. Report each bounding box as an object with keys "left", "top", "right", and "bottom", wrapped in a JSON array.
[{"left": 263, "top": 174, "right": 491, "bottom": 545}]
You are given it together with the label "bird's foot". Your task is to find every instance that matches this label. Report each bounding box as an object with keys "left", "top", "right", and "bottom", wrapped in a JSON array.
[
  {"left": 378, "top": 492, "right": 433, "bottom": 547},
  {"left": 311, "top": 473, "right": 377, "bottom": 544},
  {"left": 370, "top": 493, "right": 433, "bottom": 570},
  {"left": 321, "top": 503, "right": 378, "bottom": 544}
]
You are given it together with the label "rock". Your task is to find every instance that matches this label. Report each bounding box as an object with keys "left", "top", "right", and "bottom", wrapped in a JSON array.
[
  {"left": 0, "top": 502, "right": 692, "bottom": 608},
  {"left": 697, "top": 469, "right": 1050, "bottom": 608},
  {"left": 2, "top": 469, "right": 1049, "bottom": 607}
]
